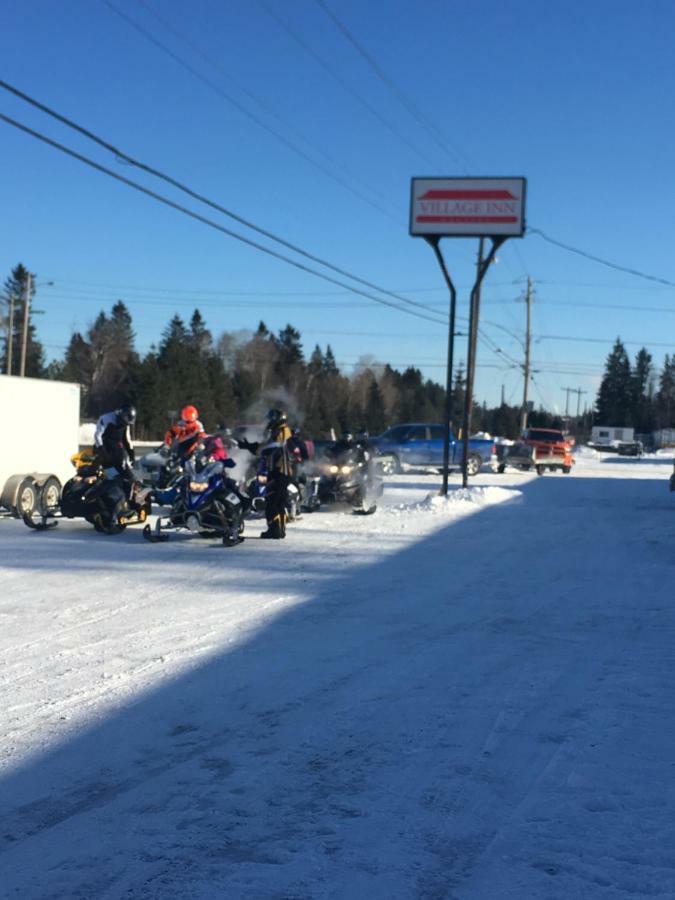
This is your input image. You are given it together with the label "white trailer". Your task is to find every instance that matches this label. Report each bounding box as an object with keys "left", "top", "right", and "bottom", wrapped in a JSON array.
[{"left": 0, "top": 375, "right": 80, "bottom": 516}]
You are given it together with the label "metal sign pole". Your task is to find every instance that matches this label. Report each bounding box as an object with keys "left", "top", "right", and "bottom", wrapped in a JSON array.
[
  {"left": 425, "top": 236, "right": 456, "bottom": 497},
  {"left": 460, "top": 236, "right": 506, "bottom": 487}
]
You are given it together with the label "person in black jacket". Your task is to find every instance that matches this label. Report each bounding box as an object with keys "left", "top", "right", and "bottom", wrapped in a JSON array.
[
  {"left": 93, "top": 404, "right": 136, "bottom": 487},
  {"left": 238, "top": 409, "right": 294, "bottom": 539}
]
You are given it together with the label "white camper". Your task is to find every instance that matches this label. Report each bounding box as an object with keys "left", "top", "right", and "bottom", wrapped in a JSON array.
[{"left": 0, "top": 375, "right": 80, "bottom": 516}]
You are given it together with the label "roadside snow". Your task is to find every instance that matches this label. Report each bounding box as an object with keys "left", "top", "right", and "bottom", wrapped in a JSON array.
[{"left": 1, "top": 457, "right": 674, "bottom": 898}]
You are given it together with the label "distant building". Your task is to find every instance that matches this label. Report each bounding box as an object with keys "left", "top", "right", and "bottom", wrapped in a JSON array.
[{"left": 591, "top": 426, "right": 634, "bottom": 447}]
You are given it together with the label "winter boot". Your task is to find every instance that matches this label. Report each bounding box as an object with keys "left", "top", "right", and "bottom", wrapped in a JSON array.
[{"left": 260, "top": 516, "right": 283, "bottom": 539}]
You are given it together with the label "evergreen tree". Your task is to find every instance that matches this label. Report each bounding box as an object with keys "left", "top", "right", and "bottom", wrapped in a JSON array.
[
  {"left": 631, "top": 347, "right": 654, "bottom": 433},
  {"left": 655, "top": 355, "right": 675, "bottom": 428},
  {"left": 1, "top": 263, "right": 45, "bottom": 376},
  {"left": 595, "top": 338, "right": 632, "bottom": 425},
  {"left": 189, "top": 309, "right": 213, "bottom": 356}
]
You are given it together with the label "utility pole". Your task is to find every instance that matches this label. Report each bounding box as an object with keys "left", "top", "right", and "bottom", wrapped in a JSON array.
[
  {"left": 562, "top": 386, "right": 573, "bottom": 417},
  {"left": 19, "top": 272, "right": 32, "bottom": 377},
  {"left": 520, "top": 276, "right": 533, "bottom": 432},
  {"left": 6, "top": 293, "right": 16, "bottom": 375},
  {"left": 574, "top": 388, "right": 587, "bottom": 418}
]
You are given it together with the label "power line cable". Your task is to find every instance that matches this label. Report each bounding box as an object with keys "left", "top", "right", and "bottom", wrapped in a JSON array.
[
  {"left": 259, "top": 0, "right": 438, "bottom": 170},
  {"left": 0, "top": 79, "right": 446, "bottom": 322},
  {"left": 100, "top": 0, "right": 396, "bottom": 219},
  {"left": 529, "top": 227, "right": 675, "bottom": 288},
  {"left": 313, "top": 0, "right": 471, "bottom": 170},
  {"left": 136, "top": 0, "right": 393, "bottom": 208},
  {"left": 0, "top": 112, "right": 448, "bottom": 327},
  {"left": 538, "top": 333, "right": 675, "bottom": 348}
]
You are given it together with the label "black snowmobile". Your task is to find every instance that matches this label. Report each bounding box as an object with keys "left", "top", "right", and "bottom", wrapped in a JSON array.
[
  {"left": 317, "top": 440, "right": 383, "bottom": 514},
  {"left": 23, "top": 449, "right": 152, "bottom": 535}
]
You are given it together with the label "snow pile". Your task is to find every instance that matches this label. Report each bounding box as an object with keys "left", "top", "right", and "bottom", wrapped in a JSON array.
[
  {"left": 387, "top": 484, "right": 521, "bottom": 517},
  {"left": 574, "top": 444, "right": 601, "bottom": 459}
]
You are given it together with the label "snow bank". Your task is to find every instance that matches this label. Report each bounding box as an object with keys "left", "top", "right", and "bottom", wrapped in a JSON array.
[
  {"left": 574, "top": 444, "right": 601, "bottom": 459},
  {"left": 387, "top": 485, "right": 521, "bottom": 517}
]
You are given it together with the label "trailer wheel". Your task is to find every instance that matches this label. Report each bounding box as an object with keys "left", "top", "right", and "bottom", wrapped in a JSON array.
[
  {"left": 536, "top": 465, "right": 545, "bottom": 476},
  {"left": 40, "top": 476, "right": 62, "bottom": 513},
  {"left": 497, "top": 463, "right": 506, "bottom": 474},
  {"left": 13, "top": 477, "right": 38, "bottom": 518},
  {"left": 562, "top": 465, "right": 571, "bottom": 474}
]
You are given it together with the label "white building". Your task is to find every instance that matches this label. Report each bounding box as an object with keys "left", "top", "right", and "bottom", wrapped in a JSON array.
[{"left": 591, "top": 426, "right": 635, "bottom": 446}]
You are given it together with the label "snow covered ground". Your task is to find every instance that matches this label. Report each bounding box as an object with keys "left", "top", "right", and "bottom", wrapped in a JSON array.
[{"left": 1, "top": 452, "right": 674, "bottom": 898}]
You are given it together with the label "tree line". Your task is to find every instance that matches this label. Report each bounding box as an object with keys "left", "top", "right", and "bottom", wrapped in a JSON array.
[
  {"left": 595, "top": 338, "right": 675, "bottom": 434},
  {"left": 4, "top": 263, "right": 672, "bottom": 440}
]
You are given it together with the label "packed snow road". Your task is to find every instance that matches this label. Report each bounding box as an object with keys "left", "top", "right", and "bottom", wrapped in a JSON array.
[{"left": 1, "top": 453, "right": 674, "bottom": 899}]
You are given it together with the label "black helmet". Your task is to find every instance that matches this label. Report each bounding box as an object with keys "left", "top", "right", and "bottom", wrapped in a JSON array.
[
  {"left": 118, "top": 404, "right": 137, "bottom": 425},
  {"left": 341, "top": 430, "right": 354, "bottom": 443},
  {"left": 266, "top": 408, "right": 288, "bottom": 430}
]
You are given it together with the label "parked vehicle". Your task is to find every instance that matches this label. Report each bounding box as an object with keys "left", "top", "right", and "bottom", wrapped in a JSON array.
[
  {"left": 144, "top": 444, "right": 246, "bottom": 546},
  {"left": 497, "top": 441, "right": 568, "bottom": 476},
  {"left": 23, "top": 449, "right": 152, "bottom": 534},
  {"left": 0, "top": 375, "right": 80, "bottom": 518},
  {"left": 371, "top": 423, "right": 497, "bottom": 476},
  {"left": 521, "top": 428, "right": 574, "bottom": 473},
  {"left": 617, "top": 441, "right": 644, "bottom": 457}
]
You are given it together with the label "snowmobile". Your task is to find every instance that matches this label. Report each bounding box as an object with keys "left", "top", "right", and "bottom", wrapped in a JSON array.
[
  {"left": 22, "top": 449, "right": 152, "bottom": 534},
  {"left": 316, "top": 444, "right": 383, "bottom": 514},
  {"left": 143, "top": 444, "right": 246, "bottom": 546}
]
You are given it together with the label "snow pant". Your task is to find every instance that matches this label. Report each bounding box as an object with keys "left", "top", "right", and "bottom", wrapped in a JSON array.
[{"left": 265, "top": 473, "right": 291, "bottom": 537}]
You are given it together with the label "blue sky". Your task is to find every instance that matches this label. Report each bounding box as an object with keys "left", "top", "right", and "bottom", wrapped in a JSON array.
[{"left": 2, "top": 0, "right": 674, "bottom": 414}]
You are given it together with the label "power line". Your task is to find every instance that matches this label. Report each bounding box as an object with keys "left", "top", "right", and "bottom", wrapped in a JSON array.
[
  {"left": 101, "top": 0, "right": 396, "bottom": 219},
  {"left": 538, "top": 333, "right": 675, "bottom": 348},
  {"left": 313, "top": 0, "right": 471, "bottom": 170},
  {"left": 0, "top": 78, "right": 446, "bottom": 324},
  {"left": 136, "top": 0, "right": 393, "bottom": 209},
  {"left": 259, "top": 0, "right": 438, "bottom": 170},
  {"left": 0, "top": 112, "right": 448, "bottom": 327},
  {"left": 529, "top": 227, "right": 675, "bottom": 288}
]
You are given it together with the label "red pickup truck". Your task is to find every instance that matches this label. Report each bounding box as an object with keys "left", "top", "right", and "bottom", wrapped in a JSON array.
[{"left": 523, "top": 428, "right": 574, "bottom": 474}]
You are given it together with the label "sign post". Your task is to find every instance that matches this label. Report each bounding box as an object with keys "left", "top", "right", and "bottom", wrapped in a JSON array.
[{"left": 410, "top": 177, "right": 526, "bottom": 492}]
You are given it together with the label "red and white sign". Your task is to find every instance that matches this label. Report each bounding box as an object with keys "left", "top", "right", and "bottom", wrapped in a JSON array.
[{"left": 410, "top": 177, "right": 526, "bottom": 237}]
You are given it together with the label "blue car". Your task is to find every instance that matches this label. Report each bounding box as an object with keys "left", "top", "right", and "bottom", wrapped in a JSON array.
[{"left": 371, "top": 423, "right": 497, "bottom": 476}]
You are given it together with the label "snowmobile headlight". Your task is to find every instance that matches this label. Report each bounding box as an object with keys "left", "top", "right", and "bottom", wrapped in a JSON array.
[
  {"left": 189, "top": 481, "right": 209, "bottom": 492},
  {"left": 257, "top": 475, "right": 268, "bottom": 484},
  {"left": 329, "top": 465, "right": 339, "bottom": 474},
  {"left": 340, "top": 465, "right": 353, "bottom": 474},
  {"left": 85, "top": 476, "right": 98, "bottom": 484}
]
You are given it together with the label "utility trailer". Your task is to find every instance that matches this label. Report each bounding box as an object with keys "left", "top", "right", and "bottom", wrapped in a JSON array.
[{"left": 0, "top": 375, "right": 80, "bottom": 517}]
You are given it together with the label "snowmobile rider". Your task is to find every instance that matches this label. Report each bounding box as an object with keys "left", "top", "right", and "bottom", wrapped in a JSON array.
[
  {"left": 164, "top": 405, "right": 205, "bottom": 459},
  {"left": 93, "top": 403, "right": 137, "bottom": 487},
  {"left": 287, "top": 427, "right": 310, "bottom": 464},
  {"left": 237, "top": 408, "right": 293, "bottom": 539}
]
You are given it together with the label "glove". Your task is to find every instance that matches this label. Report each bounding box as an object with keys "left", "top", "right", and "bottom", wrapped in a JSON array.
[
  {"left": 223, "top": 458, "right": 236, "bottom": 468},
  {"left": 237, "top": 439, "right": 252, "bottom": 451}
]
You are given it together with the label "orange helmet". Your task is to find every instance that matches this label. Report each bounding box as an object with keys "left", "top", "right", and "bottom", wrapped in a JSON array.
[{"left": 181, "top": 405, "right": 199, "bottom": 423}]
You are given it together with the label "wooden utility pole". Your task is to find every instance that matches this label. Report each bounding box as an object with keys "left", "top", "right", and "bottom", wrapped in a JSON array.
[
  {"left": 19, "top": 273, "right": 32, "bottom": 377},
  {"left": 520, "top": 276, "right": 533, "bottom": 432},
  {"left": 6, "top": 293, "right": 16, "bottom": 375},
  {"left": 574, "top": 388, "right": 587, "bottom": 417},
  {"left": 562, "top": 386, "right": 573, "bottom": 417}
]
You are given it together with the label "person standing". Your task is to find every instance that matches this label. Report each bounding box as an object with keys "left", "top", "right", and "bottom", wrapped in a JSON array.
[{"left": 238, "top": 408, "right": 293, "bottom": 539}]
